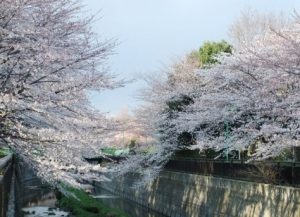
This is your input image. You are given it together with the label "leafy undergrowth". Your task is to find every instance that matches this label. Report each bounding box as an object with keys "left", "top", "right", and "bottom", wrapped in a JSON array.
[
  {"left": 57, "top": 187, "right": 130, "bottom": 217},
  {"left": 0, "top": 147, "right": 11, "bottom": 158}
]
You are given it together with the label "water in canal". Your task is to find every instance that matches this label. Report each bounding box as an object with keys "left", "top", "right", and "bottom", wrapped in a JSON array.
[
  {"left": 21, "top": 183, "right": 166, "bottom": 217},
  {"left": 16, "top": 161, "right": 166, "bottom": 217},
  {"left": 18, "top": 176, "right": 69, "bottom": 217},
  {"left": 14, "top": 160, "right": 69, "bottom": 217}
]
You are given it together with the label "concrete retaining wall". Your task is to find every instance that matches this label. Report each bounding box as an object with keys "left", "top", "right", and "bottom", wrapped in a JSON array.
[{"left": 96, "top": 170, "right": 300, "bottom": 217}]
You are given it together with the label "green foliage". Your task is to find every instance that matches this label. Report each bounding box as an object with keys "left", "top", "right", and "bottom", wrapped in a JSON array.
[
  {"left": 101, "top": 148, "right": 117, "bottom": 156},
  {"left": 199, "top": 40, "right": 232, "bottom": 66},
  {"left": 0, "top": 147, "right": 11, "bottom": 158},
  {"left": 101, "top": 147, "right": 130, "bottom": 157},
  {"left": 32, "top": 148, "right": 44, "bottom": 157},
  {"left": 58, "top": 187, "right": 130, "bottom": 217}
]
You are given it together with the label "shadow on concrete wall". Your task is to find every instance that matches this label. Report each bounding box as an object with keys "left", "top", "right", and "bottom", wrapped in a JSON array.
[{"left": 99, "top": 171, "right": 300, "bottom": 217}]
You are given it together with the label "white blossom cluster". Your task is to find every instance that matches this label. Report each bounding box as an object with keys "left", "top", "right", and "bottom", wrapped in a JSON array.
[
  {"left": 129, "top": 13, "right": 300, "bottom": 182},
  {"left": 0, "top": 0, "right": 123, "bottom": 187}
]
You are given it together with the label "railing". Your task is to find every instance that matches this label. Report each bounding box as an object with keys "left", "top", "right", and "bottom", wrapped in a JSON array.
[
  {"left": 0, "top": 154, "right": 13, "bottom": 217},
  {"left": 164, "top": 158, "right": 300, "bottom": 186}
]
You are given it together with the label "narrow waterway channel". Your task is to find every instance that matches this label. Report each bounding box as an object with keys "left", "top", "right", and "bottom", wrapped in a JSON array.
[
  {"left": 19, "top": 181, "right": 167, "bottom": 217},
  {"left": 14, "top": 160, "right": 167, "bottom": 217},
  {"left": 18, "top": 176, "right": 69, "bottom": 217},
  {"left": 11, "top": 159, "right": 69, "bottom": 217}
]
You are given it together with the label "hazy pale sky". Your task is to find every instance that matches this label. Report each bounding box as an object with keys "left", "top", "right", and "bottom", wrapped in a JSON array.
[{"left": 86, "top": 0, "right": 300, "bottom": 115}]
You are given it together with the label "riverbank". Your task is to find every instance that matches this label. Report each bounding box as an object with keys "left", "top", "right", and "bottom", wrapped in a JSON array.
[
  {"left": 57, "top": 187, "right": 130, "bottom": 217},
  {"left": 8, "top": 156, "right": 131, "bottom": 217}
]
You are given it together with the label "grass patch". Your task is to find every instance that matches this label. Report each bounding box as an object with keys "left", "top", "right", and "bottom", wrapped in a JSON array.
[
  {"left": 57, "top": 187, "right": 131, "bottom": 217},
  {"left": 0, "top": 147, "right": 11, "bottom": 158}
]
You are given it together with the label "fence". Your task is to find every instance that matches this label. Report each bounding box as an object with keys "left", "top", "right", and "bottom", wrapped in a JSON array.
[
  {"left": 164, "top": 158, "right": 300, "bottom": 186},
  {"left": 0, "top": 154, "right": 13, "bottom": 217}
]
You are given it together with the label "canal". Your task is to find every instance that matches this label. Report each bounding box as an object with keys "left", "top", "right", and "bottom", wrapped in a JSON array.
[
  {"left": 15, "top": 162, "right": 69, "bottom": 217},
  {"left": 15, "top": 160, "right": 166, "bottom": 217}
]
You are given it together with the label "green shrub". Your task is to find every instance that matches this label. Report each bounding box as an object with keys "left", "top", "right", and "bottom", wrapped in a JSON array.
[
  {"left": 199, "top": 40, "right": 232, "bottom": 67},
  {"left": 0, "top": 147, "right": 11, "bottom": 158},
  {"left": 57, "top": 187, "right": 130, "bottom": 217}
]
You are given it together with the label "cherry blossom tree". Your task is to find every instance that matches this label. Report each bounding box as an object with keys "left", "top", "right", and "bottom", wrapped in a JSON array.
[
  {"left": 173, "top": 14, "right": 300, "bottom": 161},
  {"left": 228, "top": 8, "right": 291, "bottom": 48},
  {"left": 111, "top": 56, "right": 204, "bottom": 184},
  {"left": 0, "top": 0, "right": 124, "bottom": 187},
  {"left": 129, "top": 13, "right": 300, "bottom": 184}
]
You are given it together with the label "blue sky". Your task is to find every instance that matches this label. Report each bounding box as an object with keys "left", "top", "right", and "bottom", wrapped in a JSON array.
[{"left": 86, "top": 0, "right": 300, "bottom": 115}]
